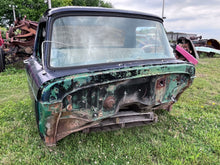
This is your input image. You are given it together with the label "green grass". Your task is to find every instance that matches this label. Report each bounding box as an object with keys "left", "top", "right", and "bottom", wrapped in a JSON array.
[{"left": 0, "top": 59, "right": 220, "bottom": 164}]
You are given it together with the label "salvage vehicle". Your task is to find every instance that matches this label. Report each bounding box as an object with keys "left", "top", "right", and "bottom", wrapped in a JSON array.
[
  {"left": 24, "top": 7, "right": 196, "bottom": 146},
  {"left": 194, "top": 39, "right": 220, "bottom": 57},
  {"left": 0, "top": 17, "right": 38, "bottom": 72}
]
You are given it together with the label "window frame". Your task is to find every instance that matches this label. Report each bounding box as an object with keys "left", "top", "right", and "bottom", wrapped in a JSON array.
[
  {"left": 34, "top": 21, "right": 47, "bottom": 64},
  {"left": 46, "top": 12, "right": 175, "bottom": 70}
]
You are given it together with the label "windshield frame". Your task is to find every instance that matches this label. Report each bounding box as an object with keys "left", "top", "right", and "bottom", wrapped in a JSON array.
[{"left": 46, "top": 12, "right": 175, "bottom": 70}]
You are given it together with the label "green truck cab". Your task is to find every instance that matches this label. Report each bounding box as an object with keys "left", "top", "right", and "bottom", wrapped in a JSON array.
[{"left": 25, "top": 7, "right": 195, "bottom": 146}]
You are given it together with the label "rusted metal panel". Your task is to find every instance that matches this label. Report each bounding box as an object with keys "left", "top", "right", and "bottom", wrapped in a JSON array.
[
  {"left": 0, "top": 17, "right": 38, "bottom": 70},
  {"left": 36, "top": 63, "right": 195, "bottom": 146},
  {"left": 194, "top": 39, "right": 220, "bottom": 57},
  {"left": 176, "top": 37, "right": 199, "bottom": 60},
  {"left": 195, "top": 46, "right": 220, "bottom": 55},
  {"left": 7, "top": 17, "right": 37, "bottom": 51}
]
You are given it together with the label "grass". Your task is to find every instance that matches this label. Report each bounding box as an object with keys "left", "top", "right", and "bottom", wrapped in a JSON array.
[{"left": 0, "top": 58, "right": 220, "bottom": 164}]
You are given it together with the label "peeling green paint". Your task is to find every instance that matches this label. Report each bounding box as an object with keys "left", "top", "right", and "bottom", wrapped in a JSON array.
[
  {"left": 41, "top": 63, "right": 195, "bottom": 102},
  {"left": 35, "top": 63, "right": 195, "bottom": 143}
]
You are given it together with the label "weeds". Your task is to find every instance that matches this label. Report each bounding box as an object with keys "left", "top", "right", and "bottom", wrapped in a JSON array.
[{"left": 0, "top": 59, "right": 219, "bottom": 164}]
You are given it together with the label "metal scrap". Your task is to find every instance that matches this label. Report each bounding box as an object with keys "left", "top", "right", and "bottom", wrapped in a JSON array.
[{"left": 0, "top": 17, "right": 38, "bottom": 69}]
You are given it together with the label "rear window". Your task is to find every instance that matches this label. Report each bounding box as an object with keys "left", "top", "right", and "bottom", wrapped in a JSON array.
[{"left": 50, "top": 16, "right": 174, "bottom": 68}]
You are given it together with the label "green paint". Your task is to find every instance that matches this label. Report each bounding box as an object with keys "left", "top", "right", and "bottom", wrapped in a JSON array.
[
  {"left": 42, "top": 63, "right": 195, "bottom": 103},
  {"left": 63, "top": 79, "right": 72, "bottom": 90},
  {"left": 38, "top": 63, "right": 195, "bottom": 138},
  {"left": 38, "top": 102, "right": 52, "bottom": 136}
]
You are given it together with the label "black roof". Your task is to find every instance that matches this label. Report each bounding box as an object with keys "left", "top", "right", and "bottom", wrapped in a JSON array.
[{"left": 42, "top": 6, "right": 163, "bottom": 22}]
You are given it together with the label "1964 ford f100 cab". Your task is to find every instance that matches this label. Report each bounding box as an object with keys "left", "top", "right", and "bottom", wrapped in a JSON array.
[{"left": 25, "top": 7, "right": 195, "bottom": 146}]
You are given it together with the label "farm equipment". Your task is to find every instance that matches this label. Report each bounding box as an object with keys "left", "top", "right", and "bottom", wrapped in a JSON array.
[
  {"left": 0, "top": 17, "right": 38, "bottom": 72},
  {"left": 193, "top": 39, "right": 220, "bottom": 57}
]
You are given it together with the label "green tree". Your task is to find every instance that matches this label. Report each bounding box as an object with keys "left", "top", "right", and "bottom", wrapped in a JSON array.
[
  {"left": 0, "top": 0, "right": 15, "bottom": 26},
  {"left": 71, "top": 0, "right": 112, "bottom": 7},
  {"left": 0, "top": 0, "right": 112, "bottom": 27},
  {"left": 0, "top": 27, "right": 7, "bottom": 38}
]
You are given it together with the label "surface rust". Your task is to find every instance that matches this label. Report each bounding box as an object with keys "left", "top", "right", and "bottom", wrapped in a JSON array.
[
  {"left": 1, "top": 17, "right": 38, "bottom": 65},
  {"left": 35, "top": 63, "right": 195, "bottom": 145}
]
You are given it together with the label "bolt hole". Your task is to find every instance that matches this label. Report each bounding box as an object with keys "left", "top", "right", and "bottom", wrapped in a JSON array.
[{"left": 160, "top": 80, "right": 165, "bottom": 87}]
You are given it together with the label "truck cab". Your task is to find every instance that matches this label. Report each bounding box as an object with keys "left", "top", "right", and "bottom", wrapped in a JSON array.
[{"left": 25, "top": 7, "right": 195, "bottom": 146}]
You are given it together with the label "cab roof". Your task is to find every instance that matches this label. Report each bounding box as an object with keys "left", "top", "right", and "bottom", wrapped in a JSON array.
[{"left": 42, "top": 6, "right": 163, "bottom": 23}]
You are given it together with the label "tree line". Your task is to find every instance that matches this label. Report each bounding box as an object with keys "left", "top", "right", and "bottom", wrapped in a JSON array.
[{"left": 0, "top": 0, "right": 113, "bottom": 27}]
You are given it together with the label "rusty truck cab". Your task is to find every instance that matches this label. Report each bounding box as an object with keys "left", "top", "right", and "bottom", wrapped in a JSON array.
[{"left": 25, "top": 7, "right": 195, "bottom": 146}]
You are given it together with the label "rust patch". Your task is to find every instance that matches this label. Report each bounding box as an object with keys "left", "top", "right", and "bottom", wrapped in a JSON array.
[
  {"left": 49, "top": 102, "right": 62, "bottom": 113},
  {"left": 98, "top": 111, "right": 103, "bottom": 117},
  {"left": 155, "top": 76, "right": 167, "bottom": 104},
  {"left": 45, "top": 136, "right": 56, "bottom": 146},
  {"left": 66, "top": 95, "right": 73, "bottom": 111},
  {"left": 103, "top": 96, "right": 116, "bottom": 110},
  {"left": 67, "top": 95, "right": 72, "bottom": 103},
  {"left": 45, "top": 113, "right": 60, "bottom": 146},
  {"left": 156, "top": 77, "right": 166, "bottom": 89},
  {"left": 67, "top": 104, "right": 72, "bottom": 111},
  {"left": 56, "top": 121, "right": 100, "bottom": 141}
]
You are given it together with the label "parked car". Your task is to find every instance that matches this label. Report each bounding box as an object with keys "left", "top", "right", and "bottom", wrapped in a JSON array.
[{"left": 25, "top": 7, "right": 196, "bottom": 146}]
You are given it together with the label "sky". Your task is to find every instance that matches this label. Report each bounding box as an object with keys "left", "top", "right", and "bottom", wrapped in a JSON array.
[{"left": 108, "top": 0, "right": 220, "bottom": 40}]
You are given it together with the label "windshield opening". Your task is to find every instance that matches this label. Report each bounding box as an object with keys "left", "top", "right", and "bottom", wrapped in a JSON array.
[{"left": 50, "top": 16, "right": 174, "bottom": 68}]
